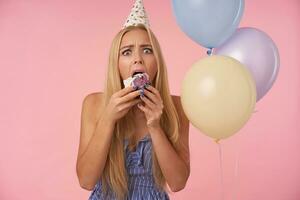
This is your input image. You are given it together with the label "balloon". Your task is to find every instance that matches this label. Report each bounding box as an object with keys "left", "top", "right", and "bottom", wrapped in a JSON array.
[
  {"left": 172, "top": 0, "right": 244, "bottom": 48},
  {"left": 214, "top": 27, "right": 280, "bottom": 101},
  {"left": 181, "top": 56, "right": 256, "bottom": 140}
]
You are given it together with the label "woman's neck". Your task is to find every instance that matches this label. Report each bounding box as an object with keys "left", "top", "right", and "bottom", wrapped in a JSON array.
[{"left": 132, "top": 105, "right": 145, "bottom": 118}]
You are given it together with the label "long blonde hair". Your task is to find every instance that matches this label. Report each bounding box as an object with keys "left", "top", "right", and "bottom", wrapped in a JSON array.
[{"left": 99, "top": 24, "right": 180, "bottom": 199}]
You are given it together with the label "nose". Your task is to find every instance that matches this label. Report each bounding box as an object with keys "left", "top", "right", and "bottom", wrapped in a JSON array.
[{"left": 133, "top": 50, "right": 144, "bottom": 65}]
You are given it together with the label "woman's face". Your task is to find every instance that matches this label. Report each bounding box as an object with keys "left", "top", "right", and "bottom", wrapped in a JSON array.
[{"left": 118, "top": 29, "right": 158, "bottom": 85}]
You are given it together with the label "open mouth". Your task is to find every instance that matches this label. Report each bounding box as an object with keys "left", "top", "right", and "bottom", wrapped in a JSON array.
[{"left": 132, "top": 71, "right": 144, "bottom": 77}]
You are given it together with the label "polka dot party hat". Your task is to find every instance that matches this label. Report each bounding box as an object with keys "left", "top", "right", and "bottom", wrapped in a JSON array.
[{"left": 123, "top": 0, "right": 150, "bottom": 28}]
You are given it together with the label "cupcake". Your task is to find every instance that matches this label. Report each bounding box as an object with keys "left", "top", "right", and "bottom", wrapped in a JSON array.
[
  {"left": 123, "top": 72, "right": 151, "bottom": 96},
  {"left": 123, "top": 72, "right": 151, "bottom": 89}
]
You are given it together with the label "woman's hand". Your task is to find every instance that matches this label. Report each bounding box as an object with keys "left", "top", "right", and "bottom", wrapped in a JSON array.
[
  {"left": 137, "top": 85, "right": 164, "bottom": 129},
  {"left": 104, "top": 86, "right": 142, "bottom": 123}
]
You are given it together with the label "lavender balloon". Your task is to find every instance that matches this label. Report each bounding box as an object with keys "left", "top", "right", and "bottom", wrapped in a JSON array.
[{"left": 214, "top": 27, "right": 280, "bottom": 101}]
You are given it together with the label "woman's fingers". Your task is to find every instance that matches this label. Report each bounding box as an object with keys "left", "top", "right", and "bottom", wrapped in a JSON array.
[
  {"left": 119, "top": 98, "right": 141, "bottom": 111},
  {"left": 146, "top": 86, "right": 162, "bottom": 99},
  {"left": 114, "top": 86, "right": 135, "bottom": 98},
  {"left": 140, "top": 95, "right": 155, "bottom": 109},
  {"left": 143, "top": 89, "right": 159, "bottom": 103},
  {"left": 119, "top": 89, "right": 141, "bottom": 103}
]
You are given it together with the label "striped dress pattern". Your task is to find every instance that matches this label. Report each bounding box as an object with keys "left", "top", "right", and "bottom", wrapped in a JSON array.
[{"left": 88, "top": 134, "right": 170, "bottom": 200}]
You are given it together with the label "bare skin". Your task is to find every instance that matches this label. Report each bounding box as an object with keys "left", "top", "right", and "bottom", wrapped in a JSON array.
[
  {"left": 89, "top": 92, "right": 157, "bottom": 143},
  {"left": 77, "top": 91, "right": 189, "bottom": 191},
  {"left": 118, "top": 28, "right": 158, "bottom": 142},
  {"left": 76, "top": 28, "right": 190, "bottom": 191},
  {"left": 131, "top": 105, "right": 148, "bottom": 140}
]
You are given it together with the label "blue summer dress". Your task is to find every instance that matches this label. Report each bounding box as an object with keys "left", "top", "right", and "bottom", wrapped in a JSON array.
[{"left": 88, "top": 134, "right": 170, "bottom": 200}]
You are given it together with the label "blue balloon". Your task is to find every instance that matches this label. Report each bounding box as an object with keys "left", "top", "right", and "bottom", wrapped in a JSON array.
[{"left": 172, "top": 0, "right": 245, "bottom": 48}]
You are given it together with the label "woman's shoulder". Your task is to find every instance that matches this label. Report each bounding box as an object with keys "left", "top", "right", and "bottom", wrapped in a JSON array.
[
  {"left": 171, "top": 95, "right": 184, "bottom": 115},
  {"left": 171, "top": 95, "right": 188, "bottom": 121},
  {"left": 82, "top": 92, "right": 104, "bottom": 123},
  {"left": 84, "top": 92, "right": 103, "bottom": 103},
  {"left": 171, "top": 95, "right": 180, "bottom": 103}
]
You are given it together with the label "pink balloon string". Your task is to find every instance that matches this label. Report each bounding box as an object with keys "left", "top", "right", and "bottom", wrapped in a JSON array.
[
  {"left": 216, "top": 137, "right": 240, "bottom": 200},
  {"left": 217, "top": 141, "right": 225, "bottom": 200},
  {"left": 232, "top": 137, "right": 240, "bottom": 200}
]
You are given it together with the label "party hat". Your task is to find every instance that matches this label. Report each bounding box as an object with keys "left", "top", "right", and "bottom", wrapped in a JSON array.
[{"left": 123, "top": 0, "right": 150, "bottom": 28}]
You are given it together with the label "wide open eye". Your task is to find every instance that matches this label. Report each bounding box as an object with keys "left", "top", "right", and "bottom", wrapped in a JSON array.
[
  {"left": 122, "top": 49, "right": 132, "bottom": 56},
  {"left": 143, "top": 48, "right": 153, "bottom": 54}
]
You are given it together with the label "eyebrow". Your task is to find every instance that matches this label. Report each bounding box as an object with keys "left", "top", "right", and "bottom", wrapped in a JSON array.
[{"left": 120, "top": 44, "right": 152, "bottom": 51}]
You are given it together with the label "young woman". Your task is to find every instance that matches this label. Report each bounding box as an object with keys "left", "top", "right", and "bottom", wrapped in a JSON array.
[{"left": 76, "top": 2, "right": 190, "bottom": 198}]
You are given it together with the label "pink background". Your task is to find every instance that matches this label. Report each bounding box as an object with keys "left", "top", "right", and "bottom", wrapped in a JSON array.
[{"left": 1, "top": 0, "right": 299, "bottom": 199}]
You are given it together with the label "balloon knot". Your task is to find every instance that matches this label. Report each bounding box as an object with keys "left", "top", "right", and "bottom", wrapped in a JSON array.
[
  {"left": 215, "top": 138, "right": 220, "bottom": 144},
  {"left": 207, "top": 48, "right": 213, "bottom": 56}
]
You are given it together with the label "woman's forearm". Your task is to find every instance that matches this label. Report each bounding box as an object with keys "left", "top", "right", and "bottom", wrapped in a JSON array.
[
  {"left": 149, "top": 126, "right": 190, "bottom": 192},
  {"left": 76, "top": 117, "right": 115, "bottom": 190}
]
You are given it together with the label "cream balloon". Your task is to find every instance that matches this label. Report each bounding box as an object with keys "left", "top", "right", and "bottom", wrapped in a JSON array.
[{"left": 181, "top": 55, "right": 256, "bottom": 140}]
